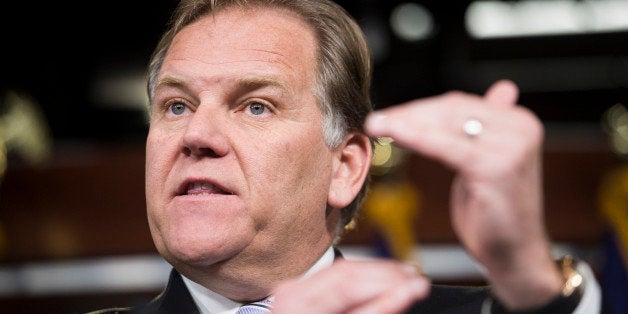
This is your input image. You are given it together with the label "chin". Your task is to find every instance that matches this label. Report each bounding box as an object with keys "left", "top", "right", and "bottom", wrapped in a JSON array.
[{"left": 160, "top": 228, "right": 251, "bottom": 268}]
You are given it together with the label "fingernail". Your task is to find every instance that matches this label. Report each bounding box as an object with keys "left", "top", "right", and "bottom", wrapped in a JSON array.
[
  {"left": 365, "top": 113, "right": 386, "bottom": 131},
  {"left": 402, "top": 263, "right": 420, "bottom": 276},
  {"left": 409, "top": 278, "right": 429, "bottom": 294}
]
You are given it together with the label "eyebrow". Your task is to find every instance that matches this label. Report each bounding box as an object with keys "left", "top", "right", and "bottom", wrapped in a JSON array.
[
  {"left": 153, "top": 76, "right": 188, "bottom": 96},
  {"left": 234, "top": 77, "right": 289, "bottom": 96},
  {"left": 154, "top": 76, "right": 289, "bottom": 96}
]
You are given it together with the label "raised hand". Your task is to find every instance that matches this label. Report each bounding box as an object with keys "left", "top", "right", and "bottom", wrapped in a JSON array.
[{"left": 364, "top": 80, "right": 563, "bottom": 309}]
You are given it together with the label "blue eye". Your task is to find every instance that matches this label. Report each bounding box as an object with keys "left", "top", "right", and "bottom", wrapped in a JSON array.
[
  {"left": 170, "top": 103, "right": 186, "bottom": 115},
  {"left": 249, "top": 102, "right": 266, "bottom": 115}
]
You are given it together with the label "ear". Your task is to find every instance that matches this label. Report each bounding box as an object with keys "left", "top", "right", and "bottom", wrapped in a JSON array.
[{"left": 327, "top": 132, "right": 372, "bottom": 209}]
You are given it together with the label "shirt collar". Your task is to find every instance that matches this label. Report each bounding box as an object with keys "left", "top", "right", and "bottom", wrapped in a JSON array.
[{"left": 181, "top": 246, "right": 336, "bottom": 314}]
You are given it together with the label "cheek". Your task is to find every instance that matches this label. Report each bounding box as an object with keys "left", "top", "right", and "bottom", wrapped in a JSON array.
[
  {"left": 145, "top": 133, "right": 166, "bottom": 189},
  {"left": 146, "top": 126, "right": 180, "bottom": 170},
  {"left": 272, "top": 138, "right": 334, "bottom": 236},
  {"left": 145, "top": 129, "right": 179, "bottom": 212},
  {"left": 247, "top": 135, "right": 332, "bottom": 205},
  {"left": 251, "top": 137, "right": 311, "bottom": 175}
]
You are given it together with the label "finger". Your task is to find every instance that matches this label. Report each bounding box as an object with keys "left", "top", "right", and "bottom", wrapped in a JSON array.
[
  {"left": 364, "top": 89, "right": 535, "bottom": 173},
  {"left": 348, "top": 278, "right": 431, "bottom": 314},
  {"left": 315, "top": 260, "right": 428, "bottom": 312},
  {"left": 364, "top": 94, "right": 480, "bottom": 170},
  {"left": 365, "top": 113, "right": 466, "bottom": 169},
  {"left": 483, "top": 79, "right": 519, "bottom": 108},
  {"left": 271, "top": 259, "right": 429, "bottom": 314}
]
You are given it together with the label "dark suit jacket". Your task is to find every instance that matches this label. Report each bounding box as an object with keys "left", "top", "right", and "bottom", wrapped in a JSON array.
[{"left": 90, "top": 267, "right": 491, "bottom": 314}]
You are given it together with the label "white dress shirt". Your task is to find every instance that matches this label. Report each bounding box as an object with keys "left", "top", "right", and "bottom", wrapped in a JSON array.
[{"left": 182, "top": 247, "right": 335, "bottom": 314}]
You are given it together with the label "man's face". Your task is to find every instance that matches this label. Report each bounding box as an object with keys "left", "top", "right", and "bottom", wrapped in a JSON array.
[{"left": 145, "top": 7, "right": 338, "bottom": 278}]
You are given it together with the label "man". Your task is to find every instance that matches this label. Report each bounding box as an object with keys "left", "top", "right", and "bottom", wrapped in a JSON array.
[{"left": 95, "top": 0, "right": 603, "bottom": 313}]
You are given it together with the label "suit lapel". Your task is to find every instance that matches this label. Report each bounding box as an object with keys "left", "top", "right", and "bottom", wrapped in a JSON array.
[{"left": 132, "top": 268, "right": 200, "bottom": 314}]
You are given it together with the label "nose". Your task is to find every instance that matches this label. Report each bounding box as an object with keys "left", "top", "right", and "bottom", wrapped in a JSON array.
[{"left": 181, "top": 106, "right": 230, "bottom": 158}]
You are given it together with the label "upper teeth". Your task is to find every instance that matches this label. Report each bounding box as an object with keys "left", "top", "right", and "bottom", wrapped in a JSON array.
[
  {"left": 189, "top": 182, "right": 215, "bottom": 191},
  {"left": 186, "top": 182, "right": 226, "bottom": 195}
]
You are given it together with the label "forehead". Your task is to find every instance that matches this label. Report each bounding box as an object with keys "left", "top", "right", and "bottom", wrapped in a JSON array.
[{"left": 162, "top": 6, "right": 319, "bottom": 87}]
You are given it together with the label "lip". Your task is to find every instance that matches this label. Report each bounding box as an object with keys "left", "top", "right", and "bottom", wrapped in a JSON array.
[{"left": 175, "top": 177, "right": 235, "bottom": 197}]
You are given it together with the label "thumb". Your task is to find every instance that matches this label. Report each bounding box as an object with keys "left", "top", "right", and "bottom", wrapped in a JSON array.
[{"left": 484, "top": 79, "right": 519, "bottom": 107}]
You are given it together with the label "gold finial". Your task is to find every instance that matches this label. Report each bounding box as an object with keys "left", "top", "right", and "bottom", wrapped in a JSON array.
[
  {"left": 602, "top": 103, "right": 628, "bottom": 158},
  {"left": 0, "top": 89, "right": 53, "bottom": 175}
]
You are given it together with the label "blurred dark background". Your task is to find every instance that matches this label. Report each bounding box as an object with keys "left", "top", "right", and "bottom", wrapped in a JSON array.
[
  {"left": 0, "top": 1, "right": 178, "bottom": 143},
  {"left": 1, "top": 0, "right": 627, "bottom": 313},
  {"left": 1, "top": 0, "right": 626, "bottom": 144}
]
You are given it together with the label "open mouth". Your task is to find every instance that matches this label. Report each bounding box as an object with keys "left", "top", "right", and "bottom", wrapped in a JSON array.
[{"left": 178, "top": 181, "right": 233, "bottom": 196}]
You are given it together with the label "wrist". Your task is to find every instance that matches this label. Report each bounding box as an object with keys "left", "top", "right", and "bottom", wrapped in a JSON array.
[
  {"left": 484, "top": 246, "right": 563, "bottom": 309},
  {"left": 485, "top": 255, "right": 584, "bottom": 314}
]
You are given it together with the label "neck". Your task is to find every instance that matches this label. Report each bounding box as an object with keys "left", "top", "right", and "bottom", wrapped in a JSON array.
[{"left": 176, "top": 240, "right": 335, "bottom": 302}]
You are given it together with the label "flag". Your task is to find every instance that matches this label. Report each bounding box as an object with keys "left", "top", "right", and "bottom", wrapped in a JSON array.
[{"left": 598, "top": 163, "right": 628, "bottom": 314}]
